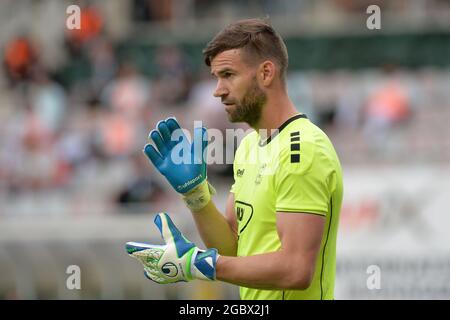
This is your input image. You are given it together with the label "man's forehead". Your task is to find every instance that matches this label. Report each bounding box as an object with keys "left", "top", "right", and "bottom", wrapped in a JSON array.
[{"left": 210, "top": 49, "right": 245, "bottom": 73}]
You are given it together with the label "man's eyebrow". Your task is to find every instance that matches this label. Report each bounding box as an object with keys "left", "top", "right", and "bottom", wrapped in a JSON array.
[{"left": 211, "top": 68, "right": 234, "bottom": 77}]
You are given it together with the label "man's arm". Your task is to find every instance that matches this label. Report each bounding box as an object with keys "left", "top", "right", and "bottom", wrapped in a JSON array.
[
  {"left": 191, "top": 193, "right": 238, "bottom": 257},
  {"left": 142, "top": 118, "right": 237, "bottom": 255},
  {"left": 215, "top": 212, "right": 325, "bottom": 290}
]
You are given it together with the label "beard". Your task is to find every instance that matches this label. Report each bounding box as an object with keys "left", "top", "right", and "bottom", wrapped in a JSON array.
[{"left": 225, "top": 77, "right": 267, "bottom": 127}]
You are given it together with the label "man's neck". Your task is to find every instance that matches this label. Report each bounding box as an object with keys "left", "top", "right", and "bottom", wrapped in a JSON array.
[{"left": 252, "top": 93, "right": 299, "bottom": 133}]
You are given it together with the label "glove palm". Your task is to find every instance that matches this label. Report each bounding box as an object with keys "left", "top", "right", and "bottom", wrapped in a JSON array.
[
  {"left": 144, "top": 118, "right": 208, "bottom": 194},
  {"left": 126, "top": 213, "right": 218, "bottom": 283}
]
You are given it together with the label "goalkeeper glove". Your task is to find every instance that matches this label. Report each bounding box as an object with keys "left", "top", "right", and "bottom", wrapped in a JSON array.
[
  {"left": 143, "top": 117, "right": 215, "bottom": 211},
  {"left": 125, "top": 213, "right": 219, "bottom": 283}
]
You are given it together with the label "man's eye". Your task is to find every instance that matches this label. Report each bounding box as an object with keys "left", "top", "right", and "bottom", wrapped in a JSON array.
[{"left": 224, "top": 72, "right": 232, "bottom": 78}]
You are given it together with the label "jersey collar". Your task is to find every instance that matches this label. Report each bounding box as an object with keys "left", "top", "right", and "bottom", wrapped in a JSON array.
[{"left": 258, "top": 113, "right": 308, "bottom": 147}]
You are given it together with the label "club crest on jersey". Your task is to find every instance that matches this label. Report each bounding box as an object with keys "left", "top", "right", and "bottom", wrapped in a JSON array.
[{"left": 235, "top": 201, "right": 254, "bottom": 235}]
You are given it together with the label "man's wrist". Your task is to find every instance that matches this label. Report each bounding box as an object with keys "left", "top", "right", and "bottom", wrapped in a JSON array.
[
  {"left": 182, "top": 180, "right": 215, "bottom": 212},
  {"left": 191, "top": 247, "right": 219, "bottom": 281}
]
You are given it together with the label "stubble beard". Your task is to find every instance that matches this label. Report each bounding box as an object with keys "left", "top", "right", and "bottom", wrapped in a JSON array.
[{"left": 226, "top": 77, "right": 267, "bottom": 128}]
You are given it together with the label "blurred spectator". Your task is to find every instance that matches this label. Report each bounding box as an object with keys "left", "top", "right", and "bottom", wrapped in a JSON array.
[
  {"left": 101, "top": 62, "right": 151, "bottom": 120},
  {"left": 65, "top": 3, "right": 103, "bottom": 56},
  {"left": 115, "top": 153, "right": 164, "bottom": 210},
  {"left": 10, "top": 104, "right": 70, "bottom": 193},
  {"left": 98, "top": 110, "right": 137, "bottom": 158},
  {"left": 62, "top": 3, "right": 105, "bottom": 96},
  {"left": 333, "top": 0, "right": 386, "bottom": 12},
  {"left": 87, "top": 37, "right": 118, "bottom": 100},
  {"left": 98, "top": 61, "right": 150, "bottom": 159},
  {"left": 334, "top": 71, "right": 364, "bottom": 131},
  {"left": 56, "top": 101, "right": 99, "bottom": 170},
  {"left": 362, "top": 66, "right": 412, "bottom": 154},
  {"left": 28, "top": 67, "right": 67, "bottom": 137},
  {"left": 2, "top": 35, "right": 38, "bottom": 87},
  {"left": 310, "top": 72, "right": 340, "bottom": 129},
  {"left": 132, "top": 0, "right": 173, "bottom": 22},
  {"left": 152, "top": 45, "right": 193, "bottom": 106},
  {"left": 287, "top": 72, "right": 316, "bottom": 123}
]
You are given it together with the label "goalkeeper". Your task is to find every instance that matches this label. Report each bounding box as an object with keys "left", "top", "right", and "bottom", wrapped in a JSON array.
[{"left": 126, "top": 18, "right": 343, "bottom": 300}]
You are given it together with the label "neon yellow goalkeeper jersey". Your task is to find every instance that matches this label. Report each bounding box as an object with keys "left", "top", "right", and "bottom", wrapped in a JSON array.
[{"left": 230, "top": 114, "right": 343, "bottom": 300}]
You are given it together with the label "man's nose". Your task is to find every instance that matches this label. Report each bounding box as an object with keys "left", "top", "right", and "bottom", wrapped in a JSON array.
[{"left": 213, "top": 81, "right": 228, "bottom": 98}]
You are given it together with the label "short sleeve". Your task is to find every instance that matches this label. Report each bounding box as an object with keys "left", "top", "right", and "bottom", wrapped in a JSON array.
[{"left": 275, "top": 141, "right": 330, "bottom": 215}]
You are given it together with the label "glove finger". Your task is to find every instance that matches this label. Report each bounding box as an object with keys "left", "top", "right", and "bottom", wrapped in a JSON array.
[
  {"left": 157, "top": 120, "right": 176, "bottom": 149},
  {"left": 143, "top": 269, "right": 153, "bottom": 281},
  {"left": 150, "top": 130, "right": 169, "bottom": 157},
  {"left": 165, "top": 117, "right": 181, "bottom": 133},
  {"left": 154, "top": 213, "right": 194, "bottom": 257},
  {"left": 201, "top": 127, "right": 209, "bottom": 153},
  {"left": 201, "top": 127, "right": 209, "bottom": 177},
  {"left": 143, "top": 144, "right": 163, "bottom": 168},
  {"left": 125, "top": 242, "right": 164, "bottom": 266},
  {"left": 144, "top": 268, "right": 167, "bottom": 284},
  {"left": 192, "top": 127, "right": 207, "bottom": 165},
  {"left": 126, "top": 241, "right": 166, "bottom": 253},
  {"left": 166, "top": 117, "right": 189, "bottom": 144}
]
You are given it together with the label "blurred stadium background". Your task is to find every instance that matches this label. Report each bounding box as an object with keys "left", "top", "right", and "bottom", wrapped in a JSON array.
[{"left": 0, "top": 0, "right": 450, "bottom": 299}]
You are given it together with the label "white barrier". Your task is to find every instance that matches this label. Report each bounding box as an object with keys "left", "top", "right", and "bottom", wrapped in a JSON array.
[
  {"left": 336, "top": 166, "right": 450, "bottom": 299},
  {"left": 1, "top": 166, "right": 449, "bottom": 299}
]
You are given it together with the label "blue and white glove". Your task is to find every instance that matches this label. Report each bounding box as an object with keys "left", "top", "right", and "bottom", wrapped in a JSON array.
[
  {"left": 143, "top": 118, "right": 215, "bottom": 211},
  {"left": 126, "top": 213, "right": 219, "bottom": 283}
]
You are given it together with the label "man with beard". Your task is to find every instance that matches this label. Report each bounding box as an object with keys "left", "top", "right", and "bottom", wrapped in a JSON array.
[{"left": 126, "top": 18, "right": 344, "bottom": 300}]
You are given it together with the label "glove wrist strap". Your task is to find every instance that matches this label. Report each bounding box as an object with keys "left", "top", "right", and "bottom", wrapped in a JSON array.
[
  {"left": 191, "top": 248, "right": 219, "bottom": 281},
  {"left": 182, "top": 180, "right": 216, "bottom": 212}
]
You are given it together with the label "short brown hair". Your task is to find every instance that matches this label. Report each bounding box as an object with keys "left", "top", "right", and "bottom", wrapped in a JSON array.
[{"left": 203, "top": 18, "right": 289, "bottom": 81}]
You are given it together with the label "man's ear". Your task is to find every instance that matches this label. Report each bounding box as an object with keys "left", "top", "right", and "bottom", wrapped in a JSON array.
[{"left": 258, "top": 60, "right": 276, "bottom": 87}]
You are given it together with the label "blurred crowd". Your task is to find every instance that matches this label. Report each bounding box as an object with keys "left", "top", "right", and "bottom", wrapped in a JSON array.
[
  {"left": 0, "top": 3, "right": 244, "bottom": 216},
  {"left": 0, "top": 1, "right": 449, "bottom": 217}
]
